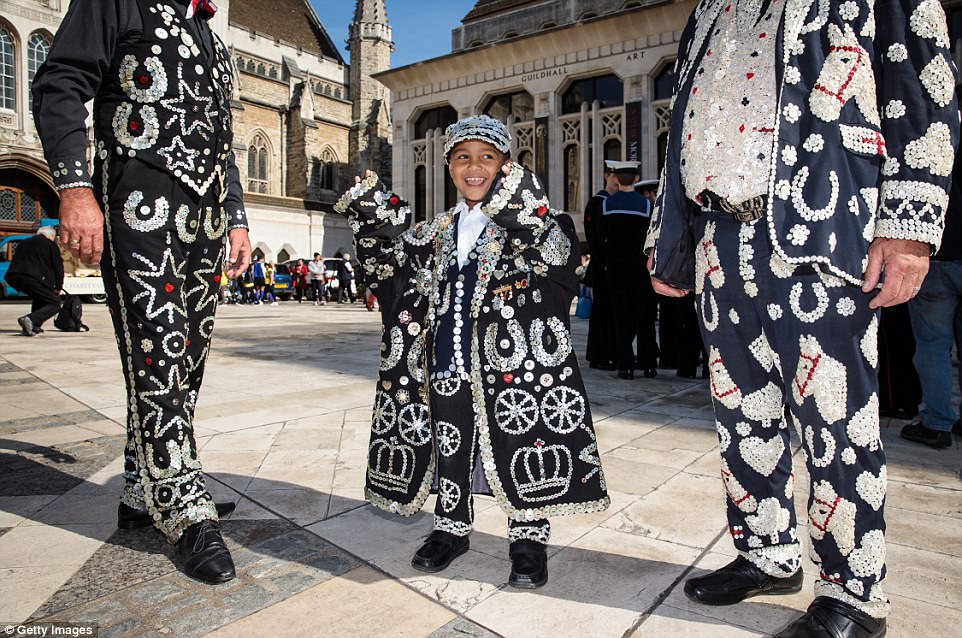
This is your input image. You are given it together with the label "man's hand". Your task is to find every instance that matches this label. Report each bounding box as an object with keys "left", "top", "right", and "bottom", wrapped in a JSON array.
[
  {"left": 58, "top": 187, "right": 103, "bottom": 265},
  {"left": 226, "top": 228, "right": 252, "bottom": 279},
  {"left": 647, "top": 253, "right": 689, "bottom": 298},
  {"left": 861, "top": 238, "right": 929, "bottom": 309}
]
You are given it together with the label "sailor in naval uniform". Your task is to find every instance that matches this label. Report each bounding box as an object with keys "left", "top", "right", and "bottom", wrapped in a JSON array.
[
  {"left": 336, "top": 115, "right": 609, "bottom": 589},
  {"left": 646, "top": 0, "right": 959, "bottom": 636},
  {"left": 33, "top": 0, "right": 252, "bottom": 583}
]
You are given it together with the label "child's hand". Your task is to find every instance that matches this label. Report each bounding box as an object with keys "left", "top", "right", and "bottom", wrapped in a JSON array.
[{"left": 501, "top": 161, "right": 513, "bottom": 175}]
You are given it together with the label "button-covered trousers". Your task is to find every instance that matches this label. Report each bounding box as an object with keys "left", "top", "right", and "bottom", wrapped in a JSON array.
[
  {"left": 101, "top": 191, "right": 227, "bottom": 543},
  {"left": 429, "top": 378, "right": 550, "bottom": 544},
  {"left": 694, "top": 213, "right": 888, "bottom": 618}
]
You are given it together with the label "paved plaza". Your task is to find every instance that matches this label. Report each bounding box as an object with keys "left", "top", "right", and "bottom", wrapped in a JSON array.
[{"left": 0, "top": 299, "right": 959, "bottom": 637}]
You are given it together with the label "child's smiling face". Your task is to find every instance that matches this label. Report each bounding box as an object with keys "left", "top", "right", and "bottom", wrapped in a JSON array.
[{"left": 447, "top": 140, "right": 507, "bottom": 208}]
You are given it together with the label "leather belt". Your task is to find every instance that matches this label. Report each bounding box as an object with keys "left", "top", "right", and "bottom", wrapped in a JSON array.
[{"left": 696, "top": 190, "right": 767, "bottom": 222}]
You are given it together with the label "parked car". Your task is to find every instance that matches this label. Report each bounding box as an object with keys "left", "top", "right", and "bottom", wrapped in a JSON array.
[{"left": 271, "top": 263, "right": 293, "bottom": 300}]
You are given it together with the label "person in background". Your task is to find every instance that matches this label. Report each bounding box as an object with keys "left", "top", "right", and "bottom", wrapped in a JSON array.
[
  {"left": 603, "top": 160, "right": 656, "bottom": 379},
  {"left": 308, "top": 252, "right": 326, "bottom": 305},
  {"left": 251, "top": 256, "right": 266, "bottom": 304},
  {"left": 337, "top": 252, "right": 356, "bottom": 303},
  {"left": 583, "top": 161, "right": 618, "bottom": 370},
  {"left": 264, "top": 261, "right": 278, "bottom": 306},
  {"left": 5, "top": 226, "right": 63, "bottom": 336},
  {"left": 902, "top": 128, "right": 962, "bottom": 448},
  {"left": 292, "top": 259, "right": 309, "bottom": 303}
]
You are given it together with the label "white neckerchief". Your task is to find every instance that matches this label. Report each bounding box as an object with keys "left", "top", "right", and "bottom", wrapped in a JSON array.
[{"left": 454, "top": 201, "right": 488, "bottom": 268}]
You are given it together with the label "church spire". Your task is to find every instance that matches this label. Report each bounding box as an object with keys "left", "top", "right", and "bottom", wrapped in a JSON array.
[{"left": 347, "top": 0, "right": 393, "bottom": 182}]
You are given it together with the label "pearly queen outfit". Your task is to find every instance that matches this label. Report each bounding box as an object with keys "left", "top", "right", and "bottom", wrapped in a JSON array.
[
  {"left": 335, "top": 164, "right": 609, "bottom": 540},
  {"left": 33, "top": 0, "right": 248, "bottom": 542},
  {"left": 646, "top": 0, "right": 959, "bottom": 618}
]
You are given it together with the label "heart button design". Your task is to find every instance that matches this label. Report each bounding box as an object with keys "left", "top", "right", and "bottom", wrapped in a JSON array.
[
  {"left": 739, "top": 435, "right": 785, "bottom": 477},
  {"left": 129, "top": 121, "right": 141, "bottom": 131},
  {"left": 213, "top": 275, "right": 221, "bottom": 283},
  {"left": 503, "top": 373, "right": 514, "bottom": 383}
]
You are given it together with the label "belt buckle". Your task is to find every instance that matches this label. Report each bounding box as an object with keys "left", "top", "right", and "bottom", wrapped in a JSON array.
[{"left": 719, "top": 195, "right": 764, "bottom": 222}]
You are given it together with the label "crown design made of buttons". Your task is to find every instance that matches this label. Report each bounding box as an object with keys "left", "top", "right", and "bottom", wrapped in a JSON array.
[
  {"left": 369, "top": 438, "right": 416, "bottom": 493},
  {"left": 511, "top": 439, "right": 573, "bottom": 502}
]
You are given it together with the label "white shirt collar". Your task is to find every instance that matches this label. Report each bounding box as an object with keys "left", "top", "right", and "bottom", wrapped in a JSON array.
[{"left": 454, "top": 201, "right": 488, "bottom": 268}]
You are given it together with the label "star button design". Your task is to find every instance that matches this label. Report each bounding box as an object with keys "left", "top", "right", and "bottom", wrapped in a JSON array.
[
  {"left": 158, "top": 136, "right": 201, "bottom": 173},
  {"left": 160, "top": 72, "right": 215, "bottom": 140}
]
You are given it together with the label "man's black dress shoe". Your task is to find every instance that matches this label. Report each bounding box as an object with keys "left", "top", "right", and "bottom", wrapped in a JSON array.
[
  {"left": 177, "top": 520, "right": 235, "bottom": 584},
  {"left": 508, "top": 540, "right": 548, "bottom": 589},
  {"left": 684, "top": 556, "right": 803, "bottom": 605},
  {"left": 617, "top": 369, "right": 634, "bottom": 380},
  {"left": 411, "top": 530, "right": 469, "bottom": 573},
  {"left": 774, "top": 597, "right": 886, "bottom": 637},
  {"left": 643, "top": 368, "right": 657, "bottom": 378},
  {"left": 117, "top": 501, "right": 237, "bottom": 530},
  {"left": 589, "top": 361, "right": 616, "bottom": 371}
]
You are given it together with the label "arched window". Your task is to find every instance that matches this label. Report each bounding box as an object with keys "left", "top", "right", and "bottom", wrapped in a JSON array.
[
  {"left": 320, "top": 148, "right": 337, "bottom": 190},
  {"left": 604, "top": 139, "right": 622, "bottom": 162},
  {"left": 0, "top": 186, "right": 50, "bottom": 223},
  {"left": 561, "top": 74, "right": 623, "bottom": 115},
  {"left": 653, "top": 63, "right": 677, "bottom": 102},
  {"left": 277, "top": 248, "right": 291, "bottom": 263},
  {"left": 0, "top": 26, "right": 15, "bottom": 111},
  {"left": 414, "top": 105, "right": 457, "bottom": 139},
  {"left": 27, "top": 33, "right": 50, "bottom": 110},
  {"left": 563, "top": 145, "right": 580, "bottom": 211},
  {"left": 483, "top": 90, "right": 534, "bottom": 123},
  {"left": 518, "top": 150, "right": 533, "bottom": 171},
  {"left": 247, "top": 134, "right": 269, "bottom": 194}
]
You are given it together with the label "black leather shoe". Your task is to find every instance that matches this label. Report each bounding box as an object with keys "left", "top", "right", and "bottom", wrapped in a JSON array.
[
  {"left": 508, "top": 540, "right": 548, "bottom": 589},
  {"left": 774, "top": 597, "right": 886, "bottom": 637},
  {"left": 684, "top": 556, "right": 802, "bottom": 605},
  {"left": 900, "top": 420, "right": 952, "bottom": 449},
  {"left": 617, "top": 369, "right": 634, "bottom": 380},
  {"left": 411, "top": 530, "right": 469, "bottom": 573},
  {"left": 643, "top": 368, "right": 657, "bottom": 378},
  {"left": 589, "top": 361, "right": 616, "bottom": 371},
  {"left": 117, "top": 502, "right": 237, "bottom": 530},
  {"left": 879, "top": 405, "right": 918, "bottom": 420},
  {"left": 177, "top": 520, "right": 235, "bottom": 584}
]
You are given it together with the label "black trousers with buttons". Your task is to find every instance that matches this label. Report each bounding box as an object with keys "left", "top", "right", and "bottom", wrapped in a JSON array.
[
  {"left": 429, "top": 379, "right": 550, "bottom": 544},
  {"left": 101, "top": 193, "right": 225, "bottom": 543}
]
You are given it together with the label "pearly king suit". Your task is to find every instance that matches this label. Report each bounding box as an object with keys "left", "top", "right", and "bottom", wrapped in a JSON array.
[
  {"left": 335, "top": 164, "right": 609, "bottom": 539},
  {"left": 33, "top": 0, "right": 247, "bottom": 542},
  {"left": 646, "top": 0, "right": 958, "bottom": 617}
]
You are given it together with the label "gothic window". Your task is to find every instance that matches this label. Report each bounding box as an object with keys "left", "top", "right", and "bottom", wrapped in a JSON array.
[
  {"left": 268, "top": 67, "right": 277, "bottom": 79},
  {"left": 0, "top": 187, "right": 49, "bottom": 223},
  {"left": 604, "top": 139, "right": 621, "bottom": 162},
  {"left": 563, "top": 144, "right": 580, "bottom": 212},
  {"left": 652, "top": 61, "right": 676, "bottom": 174},
  {"left": 483, "top": 90, "right": 534, "bottom": 123},
  {"left": 319, "top": 148, "right": 337, "bottom": 190},
  {"left": 0, "top": 26, "right": 15, "bottom": 111},
  {"left": 414, "top": 105, "right": 457, "bottom": 139},
  {"left": 518, "top": 150, "right": 533, "bottom": 171},
  {"left": 277, "top": 248, "right": 291, "bottom": 263},
  {"left": 334, "top": 87, "right": 342, "bottom": 99},
  {"left": 247, "top": 134, "right": 269, "bottom": 194},
  {"left": 27, "top": 33, "right": 50, "bottom": 110},
  {"left": 561, "top": 74, "right": 623, "bottom": 115}
]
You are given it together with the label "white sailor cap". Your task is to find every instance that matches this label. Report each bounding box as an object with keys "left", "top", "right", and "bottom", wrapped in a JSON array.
[{"left": 605, "top": 160, "right": 641, "bottom": 174}]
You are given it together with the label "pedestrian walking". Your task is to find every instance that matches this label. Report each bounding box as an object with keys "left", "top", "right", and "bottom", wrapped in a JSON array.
[{"left": 4, "top": 226, "right": 64, "bottom": 335}]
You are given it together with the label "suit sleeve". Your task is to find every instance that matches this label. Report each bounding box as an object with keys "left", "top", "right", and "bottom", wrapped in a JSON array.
[
  {"left": 873, "top": 0, "right": 960, "bottom": 250},
  {"left": 32, "top": 0, "right": 131, "bottom": 191},
  {"left": 333, "top": 173, "right": 421, "bottom": 307},
  {"left": 482, "top": 163, "right": 581, "bottom": 301}
]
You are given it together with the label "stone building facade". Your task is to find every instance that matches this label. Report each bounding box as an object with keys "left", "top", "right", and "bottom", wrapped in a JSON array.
[{"left": 0, "top": 0, "right": 394, "bottom": 265}]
